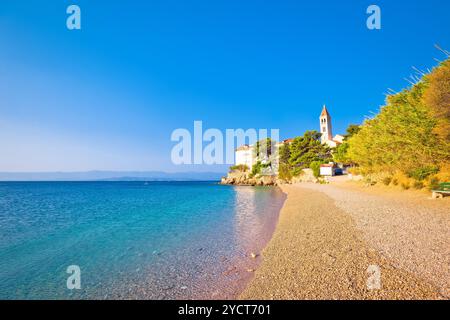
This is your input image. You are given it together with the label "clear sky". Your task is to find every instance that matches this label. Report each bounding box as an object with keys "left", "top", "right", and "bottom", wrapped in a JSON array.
[{"left": 1, "top": 0, "right": 449, "bottom": 172}]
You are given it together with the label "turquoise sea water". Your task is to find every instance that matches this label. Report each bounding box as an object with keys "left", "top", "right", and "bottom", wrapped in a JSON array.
[{"left": 0, "top": 181, "right": 285, "bottom": 299}]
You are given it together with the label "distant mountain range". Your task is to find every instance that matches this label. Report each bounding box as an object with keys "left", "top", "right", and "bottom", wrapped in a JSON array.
[{"left": 0, "top": 171, "right": 225, "bottom": 182}]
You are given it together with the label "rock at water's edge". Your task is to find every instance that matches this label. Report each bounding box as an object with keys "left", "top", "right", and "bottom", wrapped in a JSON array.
[{"left": 220, "top": 171, "right": 278, "bottom": 186}]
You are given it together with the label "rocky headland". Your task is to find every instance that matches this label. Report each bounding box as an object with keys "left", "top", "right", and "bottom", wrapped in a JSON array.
[{"left": 220, "top": 171, "right": 278, "bottom": 186}]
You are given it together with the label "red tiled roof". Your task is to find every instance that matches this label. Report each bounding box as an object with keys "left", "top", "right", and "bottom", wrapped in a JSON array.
[{"left": 320, "top": 105, "right": 331, "bottom": 117}]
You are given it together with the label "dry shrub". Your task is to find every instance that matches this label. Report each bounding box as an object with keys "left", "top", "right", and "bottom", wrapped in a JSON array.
[
  {"left": 436, "top": 163, "right": 450, "bottom": 182},
  {"left": 423, "top": 164, "right": 450, "bottom": 190},
  {"left": 392, "top": 171, "right": 414, "bottom": 190},
  {"left": 413, "top": 180, "right": 425, "bottom": 190},
  {"left": 348, "top": 167, "right": 361, "bottom": 175},
  {"left": 401, "top": 182, "right": 411, "bottom": 190},
  {"left": 382, "top": 176, "right": 392, "bottom": 186}
]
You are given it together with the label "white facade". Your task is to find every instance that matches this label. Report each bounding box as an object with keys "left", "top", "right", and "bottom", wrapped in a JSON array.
[
  {"left": 234, "top": 143, "right": 279, "bottom": 173},
  {"left": 333, "top": 134, "right": 345, "bottom": 144},
  {"left": 324, "top": 140, "right": 338, "bottom": 148},
  {"left": 235, "top": 146, "right": 255, "bottom": 169},
  {"left": 320, "top": 165, "right": 334, "bottom": 176}
]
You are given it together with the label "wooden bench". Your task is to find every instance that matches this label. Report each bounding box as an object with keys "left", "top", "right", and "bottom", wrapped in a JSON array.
[{"left": 432, "top": 182, "right": 450, "bottom": 199}]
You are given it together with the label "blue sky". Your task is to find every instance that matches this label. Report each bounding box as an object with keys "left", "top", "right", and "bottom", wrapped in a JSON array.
[{"left": 1, "top": 0, "right": 449, "bottom": 172}]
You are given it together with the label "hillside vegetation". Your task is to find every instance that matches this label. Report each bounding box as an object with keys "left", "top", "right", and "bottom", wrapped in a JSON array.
[{"left": 345, "top": 58, "right": 450, "bottom": 189}]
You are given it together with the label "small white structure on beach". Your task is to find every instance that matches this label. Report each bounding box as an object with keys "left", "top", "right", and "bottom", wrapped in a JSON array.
[{"left": 320, "top": 163, "right": 335, "bottom": 176}]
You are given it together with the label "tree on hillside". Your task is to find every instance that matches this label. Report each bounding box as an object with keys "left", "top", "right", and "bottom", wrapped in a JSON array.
[
  {"left": 333, "top": 142, "right": 350, "bottom": 164},
  {"left": 279, "top": 143, "right": 291, "bottom": 164},
  {"left": 254, "top": 138, "right": 274, "bottom": 160},
  {"left": 289, "top": 131, "right": 332, "bottom": 175},
  {"left": 333, "top": 124, "right": 361, "bottom": 164},
  {"left": 344, "top": 124, "right": 362, "bottom": 139},
  {"left": 278, "top": 143, "right": 293, "bottom": 181}
]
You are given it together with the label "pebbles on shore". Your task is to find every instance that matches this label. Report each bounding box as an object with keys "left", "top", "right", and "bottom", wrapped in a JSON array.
[{"left": 240, "top": 184, "right": 449, "bottom": 300}]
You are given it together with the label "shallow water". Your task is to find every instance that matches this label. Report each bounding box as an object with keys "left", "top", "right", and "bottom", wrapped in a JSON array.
[{"left": 0, "top": 181, "right": 285, "bottom": 299}]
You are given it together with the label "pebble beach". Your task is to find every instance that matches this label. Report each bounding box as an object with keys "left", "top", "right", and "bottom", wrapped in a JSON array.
[{"left": 240, "top": 182, "right": 450, "bottom": 300}]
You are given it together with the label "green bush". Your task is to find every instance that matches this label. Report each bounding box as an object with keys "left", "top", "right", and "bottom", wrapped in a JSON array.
[
  {"left": 278, "top": 163, "right": 293, "bottom": 181},
  {"left": 290, "top": 167, "right": 304, "bottom": 177},
  {"left": 249, "top": 161, "right": 262, "bottom": 178},
  {"left": 309, "top": 161, "right": 323, "bottom": 178},
  {"left": 408, "top": 166, "right": 439, "bottom": 181},
  {"left": 428, "top": 177, "right": 440, "bottom": 191}
]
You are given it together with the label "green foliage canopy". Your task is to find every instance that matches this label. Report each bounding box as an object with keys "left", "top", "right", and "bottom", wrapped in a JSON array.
[
  {"left": 346, "top": 59, "right": 450, "bottom": 176},
  {"left": 283, "top": 131, "right": 332, "bottom": 176}
]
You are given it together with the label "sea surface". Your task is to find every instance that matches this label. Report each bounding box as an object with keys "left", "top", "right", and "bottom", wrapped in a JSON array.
[{"left": 0, "top": 181, "right": 285, "bottom": 299}]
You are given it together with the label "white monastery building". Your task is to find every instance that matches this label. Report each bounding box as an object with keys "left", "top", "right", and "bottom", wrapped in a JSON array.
[
  {"left": 235, "top": 145, "right": 255, "bottom": 169},
  {"left": 234, "top": 105, "right": 344, "bottom": 170}
]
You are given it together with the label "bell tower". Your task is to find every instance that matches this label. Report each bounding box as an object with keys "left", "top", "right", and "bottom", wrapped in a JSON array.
[{"left": 320, "top": 105, "right": 332, "bottom": 143}]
